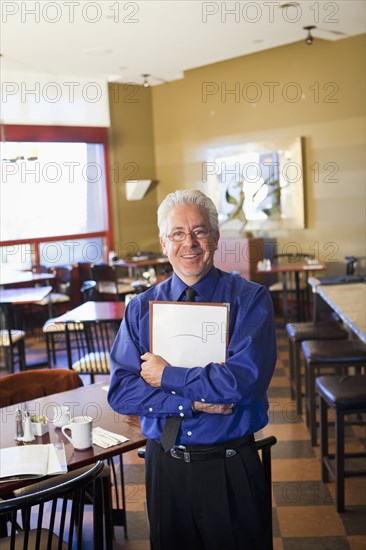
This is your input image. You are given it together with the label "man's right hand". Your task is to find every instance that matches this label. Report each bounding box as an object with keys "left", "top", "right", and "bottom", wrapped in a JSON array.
[{"left": 192, "top": 402, "right": 235, "bottom": 415}]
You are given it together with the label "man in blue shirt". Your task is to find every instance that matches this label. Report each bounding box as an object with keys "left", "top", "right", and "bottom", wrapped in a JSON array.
[{"left": 108, "top": 189, "right": 276, "bottom": 549}]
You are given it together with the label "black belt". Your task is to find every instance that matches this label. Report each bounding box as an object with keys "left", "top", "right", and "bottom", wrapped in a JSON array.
[{"left": 167, "top": 434, "right": 254, "bottom": 463}]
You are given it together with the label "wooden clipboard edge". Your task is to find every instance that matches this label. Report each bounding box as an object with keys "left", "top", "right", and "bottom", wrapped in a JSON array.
[{"left": 149, "top": 301, "right": 230, "bottom": 357}]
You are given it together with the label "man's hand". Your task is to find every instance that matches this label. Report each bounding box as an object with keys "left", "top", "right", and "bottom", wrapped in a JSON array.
[
  {"left": 192, "top": 401, "right": 235, "bottom": 415},
  {"left": 140, "top": 352, "right": 169, "bottom": 387}
]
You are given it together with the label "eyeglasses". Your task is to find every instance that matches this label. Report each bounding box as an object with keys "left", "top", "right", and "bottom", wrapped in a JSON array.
[{"left": 167, "top": 228, "right": 212, "bottom": 242}]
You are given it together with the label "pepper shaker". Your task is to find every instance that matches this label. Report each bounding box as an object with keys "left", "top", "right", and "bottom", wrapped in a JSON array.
[{"left": 14, "top": 408, "right": 24, "bottom": 441}]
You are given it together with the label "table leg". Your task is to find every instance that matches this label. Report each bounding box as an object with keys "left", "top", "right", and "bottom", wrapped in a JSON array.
[
  {"left": 282, "top": 272, "right": 288, "bottom": 326},
  {"left": 295, "top": 272, "right": 301, "bottom": 321}
]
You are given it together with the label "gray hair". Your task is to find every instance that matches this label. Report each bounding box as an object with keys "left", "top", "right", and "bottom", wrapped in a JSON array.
[{"left": 157, "top": 189, "right": 219, "bottom": 236}]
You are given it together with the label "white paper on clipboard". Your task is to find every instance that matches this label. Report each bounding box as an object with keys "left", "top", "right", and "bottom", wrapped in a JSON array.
[{"left": 150, "top": 301, "right": 229, "bottom": 368}]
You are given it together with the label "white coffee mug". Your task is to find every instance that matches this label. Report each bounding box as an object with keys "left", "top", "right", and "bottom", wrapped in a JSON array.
[
  {"left": 54, "top": 405, "right": 70, "bottom": 428},
  {"left": 61, "top": 416, "right": 93, "bottom": 450}
]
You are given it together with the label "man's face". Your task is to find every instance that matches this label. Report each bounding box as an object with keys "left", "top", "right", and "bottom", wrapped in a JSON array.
[{"left": 160, "top": 204, "right": 219, "bottom": 286}]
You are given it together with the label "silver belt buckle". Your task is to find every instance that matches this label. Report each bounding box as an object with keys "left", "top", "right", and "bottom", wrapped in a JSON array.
[
  {"left": 225, "top": 449, "right": 237, "bottom": 458},
  {"left": 170, "top": 448, "right": 180, "bottom": 459},
  {"left": 183, "top": 450, "right": 191, "bottom": 463},
  {"left": 170, "top": 446, "right": 191, "bottom": 462}
]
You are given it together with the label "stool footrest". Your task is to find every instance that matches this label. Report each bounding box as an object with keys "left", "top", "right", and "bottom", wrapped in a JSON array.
[{"left": 323, "top": 455, "right": 366, "bottom": 481}]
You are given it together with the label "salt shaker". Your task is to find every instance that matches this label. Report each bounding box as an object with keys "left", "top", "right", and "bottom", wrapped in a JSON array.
[
  {"left": 14, "top": 408, "right": 24, "bottom": 441},
  {"left": 22, "top": 411, "right": 35, "bottom": 442}
]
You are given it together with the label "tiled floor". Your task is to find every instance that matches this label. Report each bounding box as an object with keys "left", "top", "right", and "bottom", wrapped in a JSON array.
[{"left": 1, "top": 323, "right": 365, "bottom": 549}]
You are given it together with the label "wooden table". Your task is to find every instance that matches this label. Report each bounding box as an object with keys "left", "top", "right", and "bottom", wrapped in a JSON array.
[
  {"left": 113, "top": 257, "right": 171, "bottom": 270},
  {"left": 55, "top": 301, "right": 125, "bottom": 323},
  {"left": 113, "top": 257, "right": 172, "bottom": 280},
  {"left": 0, "top": 270, "right": 54, "bottom": 287},
  {"left": 0, "top": 286, "right": 53, "bottom": 305},
  {"left": 257, "top": 262, "right": 326, "bottom": 323},
  {"left": 0, "top": 382, "right": 147, "bottom": 539},
  {"left": 308, "top": 278, "right": 366, "bottom": 343}
]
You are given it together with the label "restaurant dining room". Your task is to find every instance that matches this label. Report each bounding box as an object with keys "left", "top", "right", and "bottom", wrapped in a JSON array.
[{"left": 0, "top": 1, "right": 365, "bottom": 549}]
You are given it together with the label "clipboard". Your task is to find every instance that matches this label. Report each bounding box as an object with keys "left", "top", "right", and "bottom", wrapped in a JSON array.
[{"left": 149, "top": 301, "right": 229, "bottom": 368}]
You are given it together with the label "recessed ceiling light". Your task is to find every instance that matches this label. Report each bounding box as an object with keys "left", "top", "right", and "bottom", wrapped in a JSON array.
[{"left": 83, "top": 48, "right": 112, "bottom": 56}]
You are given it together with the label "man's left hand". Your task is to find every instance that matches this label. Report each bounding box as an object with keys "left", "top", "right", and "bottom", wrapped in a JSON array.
[{"left": 140, "top": 352, "right": 168, "bottom": 387}]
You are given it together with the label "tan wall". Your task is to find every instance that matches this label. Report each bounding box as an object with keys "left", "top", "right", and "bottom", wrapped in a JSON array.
[
  {"left": 151, "top": 34, "right": 366, "bottom": 264},
  {"left": 108, "top": 83, "right": 159, "bottom": 256}
]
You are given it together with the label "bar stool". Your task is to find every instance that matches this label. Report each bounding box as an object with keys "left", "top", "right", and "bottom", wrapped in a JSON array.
[
  {"left": 301, "top": 339, "right": 366, "bottom": 445},
  {"left": 286, "top": 322, "right": 349, "bottom": 414},
  {"left": 316, "top": 374, "right": 366, "bottom": 512}
]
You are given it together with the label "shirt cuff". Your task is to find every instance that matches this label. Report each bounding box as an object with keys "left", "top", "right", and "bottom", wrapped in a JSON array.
[{"left": 161, "top": 365, "right": 190, "bottom": 395}]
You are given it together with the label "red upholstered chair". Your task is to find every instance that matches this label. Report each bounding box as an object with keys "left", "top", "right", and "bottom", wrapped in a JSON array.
[{"left": 0, "top": 368, "right": 83, "bottom": 408}]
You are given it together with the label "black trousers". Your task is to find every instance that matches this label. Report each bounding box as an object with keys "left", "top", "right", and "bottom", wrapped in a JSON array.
[{"left": 145, "top": 436, "right": 272, "bottom": 550}]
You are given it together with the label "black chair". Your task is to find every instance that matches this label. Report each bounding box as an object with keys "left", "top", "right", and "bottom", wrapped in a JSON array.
[
  {"left": 285, "top": 321, "right": 349, "bottom": 414},
  {"left": 92, "top": 263, "right": 133, "bottom": 301},
  {"left": 302, "top": 339, "right": 366, "bottom": 445},
  {"left": 345, "top": 256, "right": 366, "bottom": 276},
  {"left": 0, "top": 303, "right": 26, "bottom": 373},
  {"left": 35, "top": 265, "right": 73, "bottom": 317},
  {"left": 0, "top": 461, "right": 105, "bottom": 549},
  {"left": 80, "top": 280, "right": 97, "bottom": 302},
  {"left": 317, "top": 374, "right": 366, "bottom": 512},
  {"left": 66, "top": 320, "right": 119, "bottom": 383},
  {"left": 78, "top": 261, "right": 93, "bottom": 284},
  {"left": 269, "top": 253, "right": 314, "bottom": 321},
  {"left": 137, "top": 435, "right": 277, "bottom": 549},
  {"left": 43, "top": 317, "right": 85, "bottom": 368}
]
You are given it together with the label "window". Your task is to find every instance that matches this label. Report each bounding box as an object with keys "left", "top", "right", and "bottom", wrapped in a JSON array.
[{"left": 0, "top": 125, "right": 111, "bottom": 268}]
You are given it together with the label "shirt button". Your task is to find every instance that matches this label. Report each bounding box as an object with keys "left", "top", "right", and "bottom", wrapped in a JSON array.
[
  {"left": 179, "top": 413, "right": 184, "bottom": 417},
  {"left": 187, "top": 431, "right": 192, "bottom": 436},
  {"left": 148, "top": 407, "right": 153, "bottom": 412},
  {"left": 201, "top": 398, "right": 205, "bottom": 402},
  {"left": 178, "top": 405, "right": 183, "bottom": 410},
  {"left": 171, "top": 391, "right": 176, "bottom": 395}
]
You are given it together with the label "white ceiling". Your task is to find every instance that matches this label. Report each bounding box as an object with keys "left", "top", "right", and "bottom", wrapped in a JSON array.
[{"left": 1, "top": 1, "right": 365, "bottom": 85}]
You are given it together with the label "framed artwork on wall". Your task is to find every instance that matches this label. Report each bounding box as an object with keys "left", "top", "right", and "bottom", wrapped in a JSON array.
[{"left": 205, "top": 136, "right": 305, "bottom": 233}]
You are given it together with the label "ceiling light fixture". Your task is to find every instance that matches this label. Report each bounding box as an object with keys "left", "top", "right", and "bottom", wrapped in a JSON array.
[
  {"left": 303, "top": 25, "right": 315, "bottom": 45},
  {"left": 142, "top": 74, "right": 150, "bottom": 88},
  {"left": 279, "top": 2, "right": 300, "bottom": 8}
]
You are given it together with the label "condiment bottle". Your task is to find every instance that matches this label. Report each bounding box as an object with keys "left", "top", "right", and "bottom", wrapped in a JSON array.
[{"left": 14, "top": 408, "right": 24, "bottom": 441}]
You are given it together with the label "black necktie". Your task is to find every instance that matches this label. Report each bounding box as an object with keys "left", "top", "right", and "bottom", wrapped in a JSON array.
[{"left": 160, "top": 287, "right": 196, "bottom": 452}]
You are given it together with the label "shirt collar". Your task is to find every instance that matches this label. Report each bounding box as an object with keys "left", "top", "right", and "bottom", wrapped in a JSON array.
[{"left": 171, "top": 267, "right": 220, "bottom": 302}]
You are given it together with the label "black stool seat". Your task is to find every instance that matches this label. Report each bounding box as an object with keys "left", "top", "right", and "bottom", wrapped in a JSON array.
[
  {"left": 302, "top": 340, "right": 366, "bottom": 364},
  {"left": 316, "top": 374, "right": 366, "bottom": 513},
  {"left": 316, "top": 375, "right": 366, "bottom": 409},
  {"left": 286, "top": 322, "right": 348, "bottom": 342},
  {"left": 301, "top": 340, "right": 366, "bottom": 445},
  {"left": 285, "top": 322, "right": 349, "bottom": 416}
]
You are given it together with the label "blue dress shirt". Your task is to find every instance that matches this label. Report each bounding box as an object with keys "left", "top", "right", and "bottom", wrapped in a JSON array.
[{"left": 108, "top": 267, "right": 277, "bottom": 446}]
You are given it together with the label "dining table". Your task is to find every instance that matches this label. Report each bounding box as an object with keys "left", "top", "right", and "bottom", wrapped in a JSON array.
[
  {"left": 112, "top": 256, "right": 172, "bottom": 279},
  {"left": 0, "top": 381, "right": 147, "bottom": 543},
  {"left": 308, "top": 277, "right": 366, "bottom": 343},
  {"left": 54, "top": 300, "right": 125, "bottom": 324},
  {"left": 0, "top": 286, "right": 53, "bottom": 305},
  {"left": 257, "top": 261, "right": 327, "bottom": 324},
  {"left": 0, "top": 269, "right": 55, "bottom": 288}
]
